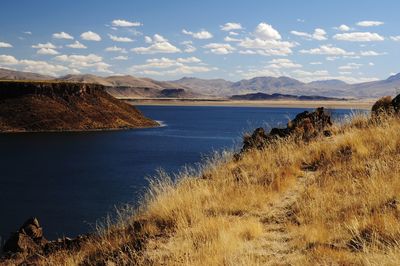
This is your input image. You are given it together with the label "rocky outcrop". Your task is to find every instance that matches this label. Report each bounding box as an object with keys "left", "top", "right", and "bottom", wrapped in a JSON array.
[
  {"left": 0, "top": 81, "right": 158, "bottom": 132},
  {"left": 238, "top": 107, "right": 332, "bottom": 154},
  {"left": 371, "top": 96, "right": 394, "bottom": 116},
  {"left": 2, "top": 218, "right": 88, "bottom": 261}
]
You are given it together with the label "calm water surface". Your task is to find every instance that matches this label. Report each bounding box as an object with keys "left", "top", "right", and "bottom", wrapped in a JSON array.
[{"left": 0, "top": 106, "right": 359, "bottom": 242}]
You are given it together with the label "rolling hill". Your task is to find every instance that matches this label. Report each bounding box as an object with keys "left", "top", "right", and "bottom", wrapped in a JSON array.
[{"left": 2, "top": 68, "right": 400, "bottom": 99}]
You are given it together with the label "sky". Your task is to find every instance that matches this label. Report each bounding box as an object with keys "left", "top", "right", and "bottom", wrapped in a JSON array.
[{"left": 0, "top": 0, "right": 399, "bottom": 83}]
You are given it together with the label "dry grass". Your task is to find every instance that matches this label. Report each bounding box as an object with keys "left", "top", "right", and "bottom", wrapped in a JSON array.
[{"left": 6, "top": 112, "right": 400, "bottom": 265}]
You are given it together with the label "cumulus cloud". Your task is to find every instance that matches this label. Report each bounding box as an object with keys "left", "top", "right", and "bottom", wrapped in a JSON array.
[
  {"left": 254, "top": 22, "right": 281, "bottom": 40},
  {"left": 356, "top": 20, "right": 384, "bottom": 27},
  {"left": 390, "top": 36, "right": 400, "bottom": 41},
  {"left": 203, "top": 43, "right": 235, "bottom": 54},
  {"left": 181, "top": 40, "right": 196, "bottom": 53},
  {"left": 66, "top": 41, "right": 87, "bottom": 49},
  {"left": 108, "top": 34, "right": 134, "bottom": 42},
  {"left": 182, "top": 29, "right": 213, "bottom": 39},
  {"left": 0, "top": 54, "right": 69, "bottom": 76},
  {"left": 132, "top": 34, "right": 181, "bottom": 54},
  {"left": 224, "top": 36, "right": 242, "bottom": 42},
  {"left": 105, "top": 46, "right": 127, "bottom": 53},
  {"left": 220, "top": 22, "right": 243, "bottom": 31},
  {"left": 54, "top": 53, "right": 112, "bottom": 73},
  {"left": 52, "top": 32, "right": 74, "bottom": 40},
  {"left": 37, "top": 48, "right": 59, "bottom": 55},
  {"left": 0, "top": 54, "right": 19, "bottom": 65},
  {"left": 300, "top": 44, "right": 354, "bottom": 55},
  {"left": 32, "top": 42, "right": 56, "bottom": 49},
  {"left": 112, "top": 55, "right": 128, "bottom": 60},
  {"left": 128, "top": 56, "right": 213, "bottom": 76},
  {"left": 80, "top": 31, "right": 101, "bottom": 41},
  {"left": 337, "top": 24, "right": 351, "bottom": 31},
  {"left": 338, "top": 62, "right": 363, "bottom": 70},
  {"left": 360, "top": 50, "right": 386, "bottom": 56},
  {"left": 111, "top": 19, "right": 142, "bottom": 27},
  {"left": 333, "top": 32, "right": 384, "bottom": 41},
  {"left": 290, "top": 28, "right": 327, "bottom": 40},
  {"left": 236, "top": 22, "right": 295, "bottom": 56},
  {"left": 267, "top": 58, "right": 302, "bottom": 69},
  {"left": 0, "top": 42, "right": 12, "bottom": 48}
]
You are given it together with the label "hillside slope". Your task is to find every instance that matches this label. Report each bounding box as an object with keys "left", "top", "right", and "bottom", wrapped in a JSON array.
[
  {"left": 0, "top": 81, "right": 158, "bottom": 132},
  {"left": 3, "top": 102, "right": 400, "bottom": 265}
]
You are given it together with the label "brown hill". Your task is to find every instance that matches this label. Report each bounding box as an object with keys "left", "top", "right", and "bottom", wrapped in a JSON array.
[{"left": 0, "top": 81, "right": 158, "bottom": 132}]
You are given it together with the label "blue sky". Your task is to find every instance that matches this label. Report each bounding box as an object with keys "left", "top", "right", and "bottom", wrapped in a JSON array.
[{"left": 0, "top": 0, "right": 399, "bottom": 83}]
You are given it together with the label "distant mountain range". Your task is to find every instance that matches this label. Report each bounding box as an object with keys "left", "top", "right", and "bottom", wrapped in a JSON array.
[
  {"left": 1, "top": 67, "right": 400, "bottom": 99},
  {"left": 230, "top": 92, "right": 345, "bottom": 101}
]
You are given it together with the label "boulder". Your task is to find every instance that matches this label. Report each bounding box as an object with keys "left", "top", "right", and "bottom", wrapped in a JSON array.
[
  {"left": 3, "top": 217, "right": 46, "bottom": 253},
  {"left": 238, "top": 107, "right": 332, "bottom": 155},
  {"left": 371, "top": 96, "right": 394, "bottom": 116}
]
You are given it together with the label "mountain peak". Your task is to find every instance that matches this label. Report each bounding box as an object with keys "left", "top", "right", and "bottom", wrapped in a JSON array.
[{"left": 386, "top": 73, "right": 400, "bottom": 82}]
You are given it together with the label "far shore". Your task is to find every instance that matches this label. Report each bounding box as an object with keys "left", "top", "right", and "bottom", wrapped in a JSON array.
[{"left": 124, "top": 98, "right": 376, "bottom": 110}]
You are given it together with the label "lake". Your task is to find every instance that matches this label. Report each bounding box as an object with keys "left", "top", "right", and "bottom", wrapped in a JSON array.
[{"left": 0, "top": 106, "right": 359, "bottom": 242}]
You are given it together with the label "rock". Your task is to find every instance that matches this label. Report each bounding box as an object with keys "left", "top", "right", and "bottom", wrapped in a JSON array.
[
  {"left": 392, "top": 94, "right": 400, "bottom": 113},
  {"left": 241, "top": 127, "right": 269, "bottom": 152},
  {"left": 371, "top": 96, "right": 394, "bottom": 116},
  {"left": 237, "top": 107, "right": 332, "bottom": 155},
  {"left": 3, "top": 217, "right": 46, "bottom": 254},
  {"left": 3, "top": 232, "right": 40, "bottom": 254}
]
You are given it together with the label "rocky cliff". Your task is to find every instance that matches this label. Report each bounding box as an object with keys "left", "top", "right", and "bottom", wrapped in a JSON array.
[{"left": 0, "top": 81, "right": 158, "bottom": 132}]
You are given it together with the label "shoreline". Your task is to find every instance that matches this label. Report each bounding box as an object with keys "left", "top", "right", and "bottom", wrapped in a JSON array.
[
  {"left": 125, "top": 98, "right": 375, "bottom": 110},
  {"left": 0, "top": 124, "right": 160, "bottom": 134}
]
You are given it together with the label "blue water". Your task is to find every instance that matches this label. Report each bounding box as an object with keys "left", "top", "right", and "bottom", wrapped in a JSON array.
[{"left": 0, "top": 106, "right": 358, "bottom": 242}]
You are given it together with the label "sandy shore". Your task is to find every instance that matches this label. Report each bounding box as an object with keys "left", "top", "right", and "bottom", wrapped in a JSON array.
[{"left": 124, "top": 98, "right": 375, "bottom": 110}]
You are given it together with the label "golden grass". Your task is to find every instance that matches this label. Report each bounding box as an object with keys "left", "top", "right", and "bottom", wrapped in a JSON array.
[{"left": 7, "top": 112, "right": 400, "bottom": 265}]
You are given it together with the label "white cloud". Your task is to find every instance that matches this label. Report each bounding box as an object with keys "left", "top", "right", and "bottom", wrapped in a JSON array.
[
  {"left": 182, "top": 29, "right": 213, "bottom": 39},
  {"left": 237, "top": 23, "right": 295, "bottom": 56},
  {"left": 0, "top": 42, "right": 12, "bottom": 48},
  {"left": 369, "top": 62, "right": 375, "bottom": 66},
  {"left": 254, "top": 22, "right": 281, "bottom": 40},
  {"left": 290, "top": 28, "right": 327, "bottom": 40},
  {"left": 176, "top": 56, "right": 201, "bottom": 63},
  {"left": 333, "top": 32, "right": 384, "bottom": 41},
  {"left": 338, "top": 24, "right": 351, "bottom": 31},
  {"left": 338, "top": 62, "right": 363, "bottom": 70},
  {"left": 52, "top": 32, "right": 74, "bottom": 40},
  {"left": 32, "top": 42, "right": 56, "bottom": 49},
  {"left": 80, "top": 31, "right": 101, "bottom": 41},
  {"left": 360, "top": 50, "right": 386, "bottom": 56},
  {"left": 220, "top": 22, "right": 243, "bottom": 31},
  {"left": 300, "top": 44, "right": 354, "bottom": 55},
  {"left": 113, "top": 55, "right": 128, "bottom": 60},
  {"left": 181, "top": 40, "right": 196, "bottom": 53},
  {"left": 128, "top": 56, "right": 213, "bottom": 76},
  {"left": 229, "top": 31, "right": 239, "bottom": 36},
  {"left": 224, "top": 36, "right": 242, "bottom": 42},
  {"left": 291, "top": 69, "right": 378, "bottom": 84},
  {"left": 267, "top": 58, "right": 302, "bottom": 69},
  {"left": 390, "top": 36, "right": 400, "bottom": 41},
  {"left": 310, "top": 61, "right": 322, "bottom": 65},
  {"left": 0, "top": 55, "right": 19, "bottom": 65},
  {"left": 111, "top": 19, "right": 142, "bottom": 27},
  {"left": 108, "top": 34, "right": 134, "bottom": 42},
  {"left": 132, "top": 34, "right": 180, "bottom": 54},
  {"left": 37, "top": 48, "right": 59, "bottom": 55},
  {"left": 66, "top": 41, "right": 87, "bottom": 49},
  {"left": 356, "top": 20, "right": 384, "bottom": 27},
  {"left": 54, "top": 53, "right": 112, "bottom": 73},
  {"left": 0, "top": 55, "right": 69, "bottom": 76},
  {"left": 105, "top": 46, "right": 127, "bottom": 53},
  {"left": 203, "top": 43, "right": 235, "bottom": 54}
]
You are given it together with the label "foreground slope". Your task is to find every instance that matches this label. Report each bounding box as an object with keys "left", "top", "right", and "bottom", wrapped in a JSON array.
[
  {"left": 3, "top": 107, "right": 400, "bottom": 265},
  {"left": 0, "top": 80, "right": 158, "bottom": 132}
]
